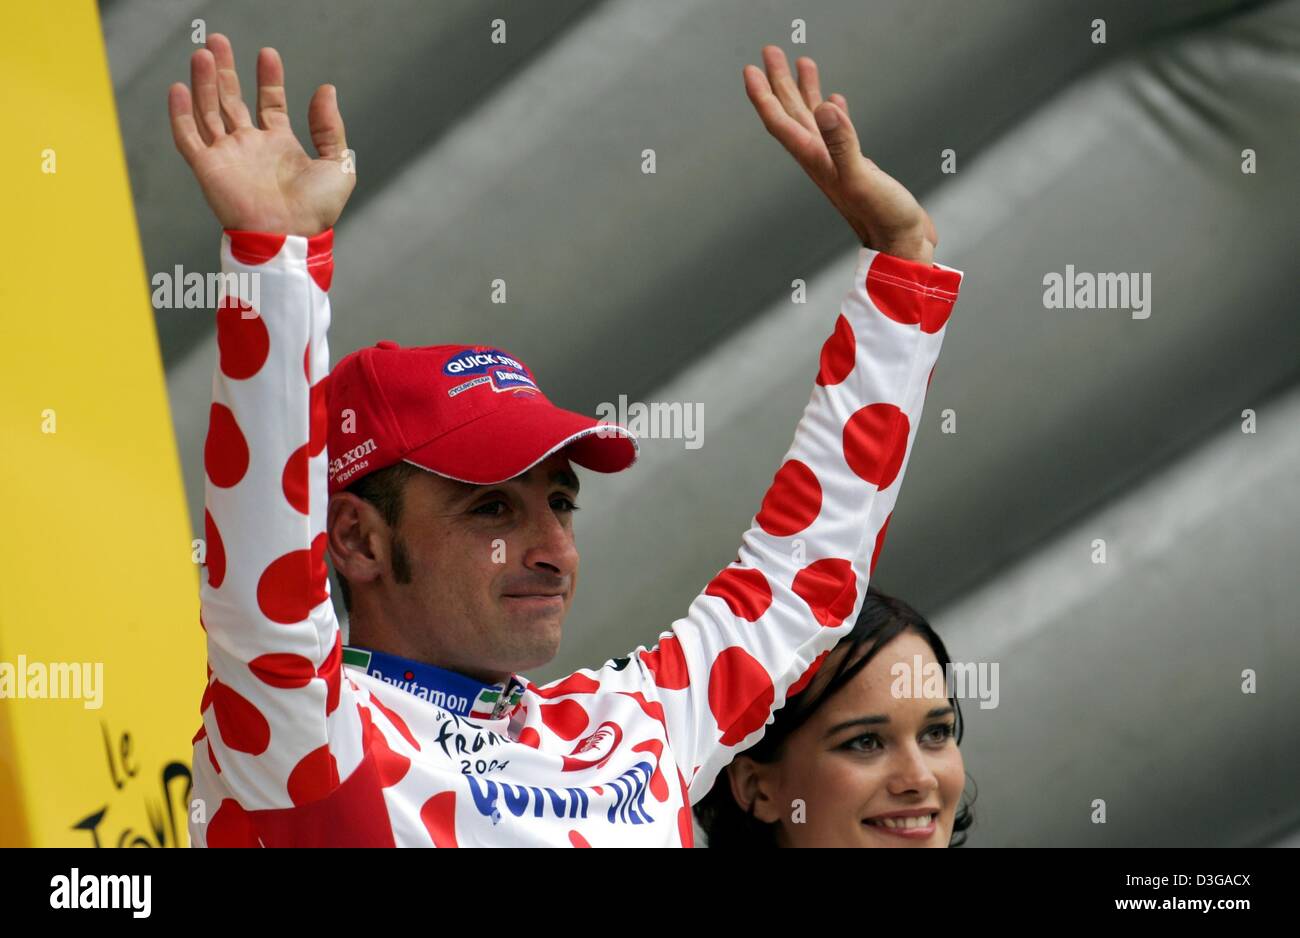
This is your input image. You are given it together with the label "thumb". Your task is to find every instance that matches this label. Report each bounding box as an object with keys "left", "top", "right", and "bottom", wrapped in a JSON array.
[
  {"left": 814, "top": 102, "right": 866, "bottom": 181},
  {"left": 308, "top": 84, "right": 348, "bottom": 160}
]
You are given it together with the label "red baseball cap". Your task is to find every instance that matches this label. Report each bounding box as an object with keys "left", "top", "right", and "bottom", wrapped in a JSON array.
[{"left": 326, "top": 341, "right": 638, "bottom": 493}]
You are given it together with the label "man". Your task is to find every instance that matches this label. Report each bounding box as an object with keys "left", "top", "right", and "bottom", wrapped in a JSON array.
[{"left": 170, "top": 35, "right": 964, "bottom": 846}]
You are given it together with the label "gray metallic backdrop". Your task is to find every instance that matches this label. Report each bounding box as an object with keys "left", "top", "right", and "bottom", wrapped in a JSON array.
[{"left": 103, "top": 0, "right": 1300, "bottom": 846}]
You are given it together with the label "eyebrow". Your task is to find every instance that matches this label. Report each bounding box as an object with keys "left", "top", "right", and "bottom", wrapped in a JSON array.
[
  {"left": 512, "top": 468, "right": 580, "bottom": 494},
  {"left": 823, "top": 706, "right": 955, "bottom": 739}
]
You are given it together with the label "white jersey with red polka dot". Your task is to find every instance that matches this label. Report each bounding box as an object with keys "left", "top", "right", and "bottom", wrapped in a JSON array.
[{"left": 189, "top": 228, "right": 963, "bottom": 847}]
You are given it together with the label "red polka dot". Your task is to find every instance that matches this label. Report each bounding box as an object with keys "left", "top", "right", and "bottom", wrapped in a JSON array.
[
  {"left": 282, "top": 443, "right": 310, "bottom": 514},
  {"left": 211, "top": 681, "right": 271, "bottom": 755},
  {"left": 530, "top": 672, "right": 600, "bottom": 699},
  {"left": 756, "top": 459, "right": 822, "bottom": 536},
  {"left": 843, "top": 402, "right": 909, "bottom": 489},
  {"left": 708, "top": 647, "right": 775, "bottom": 746},
  {"left": 518, "top": 727, "right": 541, "bottom": 748},
  {"left": 639, "top": 636, "right": 690, "bottom": 690},
  {"left": 205, "top": 403, "right": 249, "bottom": 488},
  {"left": 368, "top": 692, "right": 419, "bottom": 751},
  {"left": 207, "top": 799, "right": 259, "bottom": 847},
  {"left": 816, "top": 314, "right": 855, "bottom": 386},
  {"left": 256, "top": 533, "right": 330, "bottom": 624},
  {"left": 866, "top": 252, "right": 957, "bottom": 334},
  {"left": 676, "top": 768, "right": 694, "bottom": 848},
  {"left": 318, "top": 633, "right": 342, "bottom": 716},
  {"left": 704, "top": 567, "right": 772, "bottom": 622},
  {"left": 787, "top": 650, "right": 829, "bottom": 697},
  {"left": 248, "top": 653, "right": 315, "bottom": 689},
  {"left": 792, "top": 557, "right": 857, "bottom": 628},
  {"left": 632, "top": 739, "right": 669, "bottom": 801},
  {"left": 306, "top": 229, "right": 334, "bottom": 292},
  {"left": 870, "top": 513, "right": 892, "bottom": 575},
  {"left": 678, "top": 807, "right": 694, "bottom": 847},
  {"left": 617, "top": 691, "right": 668, "bottom": 734},
  {"left": 204, "top": 510, "right": 226, "bottom": 589},
  {"left": 304, "top": 342, "right": 311, "bottom": 382},
  {"left": 361, "top": 709, "right": 410, "bottom": 788},
  {"left": 228, "top": 231, "right": 286, "bottom": 266},
  {"left": 421, "top": 791, "right": 458, "bottom": 847},
  {"left": 540, "top": 700, "right": 589, "bottom": 741},
  {"left": 309, "top": 378, "right": 328, "bottom": 457},
  {"left": 191, "top": 724, "right": 207, "bottom": 746},
  {"left": 216, "top": 297, "right": 269, "bottom": 380},
  {"left": 287, "top": 744, "right": 339, "bottom": 806},
  {"left": 568, "top": 830, "right": 591, "bottom": 848}
]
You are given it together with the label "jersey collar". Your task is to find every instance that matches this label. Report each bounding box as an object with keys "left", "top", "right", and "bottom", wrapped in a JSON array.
[{"left": 342, "top": 645, "right": 526, "bottom": 721}]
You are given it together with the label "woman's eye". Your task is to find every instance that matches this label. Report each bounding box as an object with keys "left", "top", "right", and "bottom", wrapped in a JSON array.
[
  {"left": 846, "top": 734, "right": 881, "bottom": 753},
  {"left": 924, "top": 723, "right": 955, "bottom": 744}
]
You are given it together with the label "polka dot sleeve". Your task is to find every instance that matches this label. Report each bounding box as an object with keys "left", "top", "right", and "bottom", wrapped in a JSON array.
[
  {"left": 629, "top": 246, "right": 963, "bottom": 802},
  {"left": 197, "top": 230, "right": 365, "bottom": 812}
]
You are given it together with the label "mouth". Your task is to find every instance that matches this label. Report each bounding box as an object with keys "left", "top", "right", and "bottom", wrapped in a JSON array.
[
  {"left": 501, "top": 593, "right": 565, "bottom": 608},
  {"left": 862, "top": 810, "right": 939, "bottom": 839}
]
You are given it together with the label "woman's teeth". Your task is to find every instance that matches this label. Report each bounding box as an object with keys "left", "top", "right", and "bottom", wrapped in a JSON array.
[{"left": 867, "top": 813, "right": 935, "bottom": 829}]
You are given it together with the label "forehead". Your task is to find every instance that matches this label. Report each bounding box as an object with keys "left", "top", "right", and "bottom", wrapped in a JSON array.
[
  {"left": 817, "top": 631, "right": 948, "bottom": 719},
  {"left": 424, "top": 452, "right": 578, "bottom": 501}
]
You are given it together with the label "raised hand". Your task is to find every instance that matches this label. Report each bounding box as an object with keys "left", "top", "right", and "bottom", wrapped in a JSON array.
[
  {"left": 168, "top": 34, "right": 355, "bottom": 237},
  {"left": 743, "top": 46, "right": 937, "bottom": 264}
]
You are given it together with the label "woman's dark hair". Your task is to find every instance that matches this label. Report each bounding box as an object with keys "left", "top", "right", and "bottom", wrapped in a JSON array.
[{"left": 695, "top": 584, "right": 976, "bottom": 847}]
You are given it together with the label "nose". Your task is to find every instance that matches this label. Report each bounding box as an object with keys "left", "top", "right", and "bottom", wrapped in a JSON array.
[
  {"left": 885, "top": 741, "right": 940, "bottom": 798},
  {"left": 521, "top": 500, "right": 579, "bottom": 580}
]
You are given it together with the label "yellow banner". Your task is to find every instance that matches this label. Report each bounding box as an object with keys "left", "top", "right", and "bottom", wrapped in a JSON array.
[{"left": 0, "top": 1, "right": 204, "bottom": 846}]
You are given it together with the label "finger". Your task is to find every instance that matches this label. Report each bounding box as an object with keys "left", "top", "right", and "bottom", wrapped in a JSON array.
[
  {"left": 190, "top": 49, "right": 225, "bottom": 143},
  {"left": 829, "top": 92, "right": 849, "bottom": 116},
  {"left": 168, "top": 83, "right": 205, "bottom": 165},
  {"left": 256, "top": 47, "right": 290, "bottom": 129},
  {"left": 795, "top": 56, "right": 823, "bottom": 111},
  {"left": 761, "top": 45, "right": 817, "bottom": 132},
  {"left": 743, "top": 65, "right": 833, "bottom": 178},
  {"left": 206, "top": 33, "right": 253, "bottom": 130},
  {"left": 308, "top": 84, "right": 348, "bottom": 159},
  {"left": 813, "top": 102, "right": 869, "bottom": 184}
]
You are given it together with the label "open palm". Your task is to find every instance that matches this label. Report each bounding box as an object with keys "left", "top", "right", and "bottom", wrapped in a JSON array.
[
  {"left": 168, "top": 34, "right": 354, "bottom": 237},
  {"left": 744, "top": 46, "right": 936, "bottom": 264}
]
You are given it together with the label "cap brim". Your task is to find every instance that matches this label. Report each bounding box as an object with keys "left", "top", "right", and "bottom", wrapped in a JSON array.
[{"left": 402, "top": 397, "right": 639, "bottom": 485}]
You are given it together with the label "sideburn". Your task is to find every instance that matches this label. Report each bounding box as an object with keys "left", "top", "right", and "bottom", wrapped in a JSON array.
[{"left": 391, "top": 534, "right": 413, "bottom": 585}]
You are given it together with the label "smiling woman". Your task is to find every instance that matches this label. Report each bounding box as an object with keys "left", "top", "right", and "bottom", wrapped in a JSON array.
[{"left": 695, "top": 586, "right": 977, "bottom": 847}]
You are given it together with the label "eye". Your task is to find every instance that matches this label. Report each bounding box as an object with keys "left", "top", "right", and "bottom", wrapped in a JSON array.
[
  {"left": 843, "top": 733, "right": 882, "bottom": 753},
  {"left": 472, "top": 499, "right": 508, "bottom": 517},
  {"left": 551, "top": 495, "right": 580, "bottom": 513},
  {"left": 923, "top": 722, "right": 955, "bottom": 745}
]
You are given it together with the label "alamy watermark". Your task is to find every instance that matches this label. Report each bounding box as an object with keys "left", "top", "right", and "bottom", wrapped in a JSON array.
[
  {"left": 1043, "top": 265, "right": 1151, "bottom": 320},
  {"left": 151, "top": 266, "right": 260, "bottom": 313},
  {"left": 891, "top": 654, "right": 999, "bottom": 710},
  {"left": 594, "top": 395, "right": 704, "bottom": 450},
  {"left": 0, "top": 655, "right": 103, "bottom": 709}
]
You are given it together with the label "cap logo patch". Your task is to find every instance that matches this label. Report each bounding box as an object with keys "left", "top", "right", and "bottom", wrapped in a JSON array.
[{"left": 443, "top": 348, "right": 540, "bottom": 396}]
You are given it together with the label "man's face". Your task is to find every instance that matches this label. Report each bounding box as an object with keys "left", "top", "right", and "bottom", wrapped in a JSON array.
[{"left": 385, "top": 451, "right": 581, "bottom": 682}]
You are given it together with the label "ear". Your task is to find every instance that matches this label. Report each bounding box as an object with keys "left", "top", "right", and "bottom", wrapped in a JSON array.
[
  {"left": 326, "top": 492, "right": 385, "bottom": 587},
  {"left": 726, "top": 756, "right": 783, "bottom": 825}
]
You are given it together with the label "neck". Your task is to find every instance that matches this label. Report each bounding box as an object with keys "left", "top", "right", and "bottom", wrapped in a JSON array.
[{"left": 348, "top": 613, "right": 511, "bottom": 686}]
